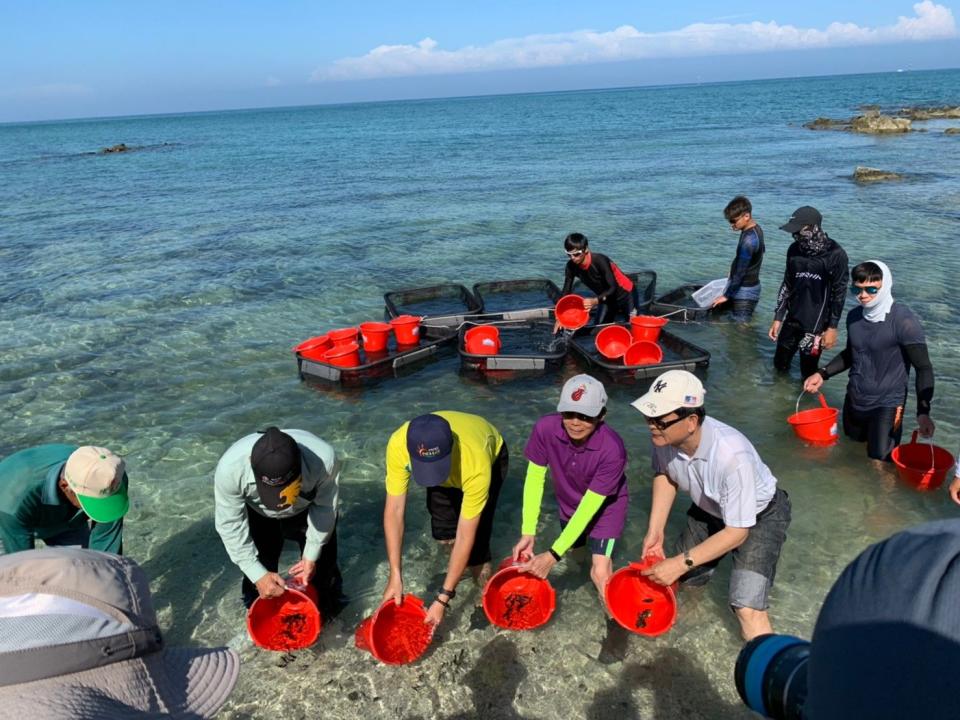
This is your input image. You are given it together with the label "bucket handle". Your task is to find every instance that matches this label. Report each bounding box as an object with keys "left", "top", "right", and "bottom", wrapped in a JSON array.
[
  {"left": 907, "top": 430, "right": 937, "bottom": 471},
  {"left": 796, "top": 391, "right": 829, "bottom": 416}
]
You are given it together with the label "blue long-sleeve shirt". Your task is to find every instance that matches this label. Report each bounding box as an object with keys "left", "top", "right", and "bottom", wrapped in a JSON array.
[{"left": 0, "top": 445, "right": 124, "bottom": 555}]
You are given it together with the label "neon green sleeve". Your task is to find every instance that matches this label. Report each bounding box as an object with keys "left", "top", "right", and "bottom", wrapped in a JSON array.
[
  {"left": 521, "top": 462, "right": 548, "bottom": 536},
  {"left": 551, "top": 490, "right": 606, "bottom": 556}
]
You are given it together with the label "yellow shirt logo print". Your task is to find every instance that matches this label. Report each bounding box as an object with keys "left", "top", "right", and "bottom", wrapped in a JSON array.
[{"left": 278, "top": 477, "right": 302, "bottom": 509}]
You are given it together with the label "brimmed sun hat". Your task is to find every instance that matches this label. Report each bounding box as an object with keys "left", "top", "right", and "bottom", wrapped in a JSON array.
[{"left": 0, "top": 547, "right": 239, "bottom": 718}]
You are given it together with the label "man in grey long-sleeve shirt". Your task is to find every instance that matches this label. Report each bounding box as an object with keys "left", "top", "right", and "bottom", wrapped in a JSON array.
[{"left": 214, "top": 427, "right": 343, "bottom": 613}]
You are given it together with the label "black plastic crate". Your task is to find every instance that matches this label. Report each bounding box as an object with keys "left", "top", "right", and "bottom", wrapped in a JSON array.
[
  {"left": 383, "top": 283, "right": 482, "bottom": 328},
  {"left": 458, "top": 320, "right": 569, "bottom": 373},
  {"left": 568, "top": 325, "right": 710, "bottom": 381},
  {"left": 471, "top": 278, "right": 562, "bottom": 321},
  {"left": 649, "top": 283, "right": 731, "bottom": 322}
]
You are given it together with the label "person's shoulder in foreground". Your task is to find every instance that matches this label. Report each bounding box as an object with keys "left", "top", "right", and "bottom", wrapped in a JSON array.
[{"left": 0, "top": 546, "right": 239, "bottom": 719}]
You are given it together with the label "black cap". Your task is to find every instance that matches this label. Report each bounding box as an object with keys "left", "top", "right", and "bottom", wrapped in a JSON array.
[
  {"left": 251, "top": 427, "right": 302, "bottom": 510},
  {"left": 779, "top": 206, "right": 822, "bottom": 233},
  {"left": 406, "top": 414, "right": 454, "bottom": 487}
]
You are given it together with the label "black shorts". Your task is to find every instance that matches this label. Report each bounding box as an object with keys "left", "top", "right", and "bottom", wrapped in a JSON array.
[
  {"left": 426, "top": 444, "right": 508, "bottom": 567},
  {"left": 842, "top": 395, "right": 904, "bottom": 461}
]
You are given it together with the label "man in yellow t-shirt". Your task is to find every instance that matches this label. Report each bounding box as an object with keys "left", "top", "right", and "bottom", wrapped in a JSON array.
[{"left": 381, "top": 411, "right": 508, "bottom": 627}]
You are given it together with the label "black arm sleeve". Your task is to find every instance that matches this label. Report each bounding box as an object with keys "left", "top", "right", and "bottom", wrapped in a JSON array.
[
  {"left": 827, "top": 247, "right": 849, "bottom": 329},
  {"left": 561, "top": 262, "right": 575, "bottom": 295},
  {"left": 904, "top": 343, "right": 934, "bottom": 415},
  {"left": 821, "top": 342, "right": 853, "bottom": 379}
]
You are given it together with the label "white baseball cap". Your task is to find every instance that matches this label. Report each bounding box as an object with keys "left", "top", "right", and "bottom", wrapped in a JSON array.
[
  {"left": 631, "top": 370, "right": 705, "bottom": 417},
  {"left": 557, "top": 374, "right": 607, "bottom": 418}
]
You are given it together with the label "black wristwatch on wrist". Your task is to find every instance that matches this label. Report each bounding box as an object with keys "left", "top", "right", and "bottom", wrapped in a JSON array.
[{"left": 683, "top": 550, "right": 695, "bottom": 568}]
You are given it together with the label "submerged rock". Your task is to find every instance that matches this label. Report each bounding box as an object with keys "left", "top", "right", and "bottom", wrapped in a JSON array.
[
  {"left": 901, "top": 105, "right": 960, "bottom": 120},
  {"left": 804, "top": 117, "right": 849, "bottom": 131},
  {"left": 100, "top": 143, "right": 131, "bottom": 154},
  {"left": 944, "top": 127, "right": 960, "bottom": 135},
  {"left": 853, "top": 166, "right": 903, "bottom": 183}
]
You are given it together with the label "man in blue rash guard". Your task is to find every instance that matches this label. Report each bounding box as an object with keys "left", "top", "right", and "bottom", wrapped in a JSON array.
[{"left": 712, "top": 195, "right": 765, "bottom": 321}]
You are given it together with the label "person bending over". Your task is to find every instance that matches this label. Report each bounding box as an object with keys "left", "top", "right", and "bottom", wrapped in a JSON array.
[
  {"left": 558, "top": 232, "right": 637, "bottom": 328},
  {"left": 382, "top": 411, "right": 507, "bottom": 627}
]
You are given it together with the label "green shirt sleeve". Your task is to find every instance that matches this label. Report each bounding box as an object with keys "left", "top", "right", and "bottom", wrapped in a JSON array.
[
  {"left": 521, "top": 462, "right": 548, "bottom": 536},
  {"left": 551, "top": 490, "right": 606, "bottom": 556},
  {"left": 88, "top": 518, "right": 123, "bottom": 555},
  {"left": 0, "top": 513, "right": 34, "bottom": 554}
]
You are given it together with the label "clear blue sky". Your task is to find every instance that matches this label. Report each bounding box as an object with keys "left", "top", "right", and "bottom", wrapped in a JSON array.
[{"left": 2, "top": 1, "right": 959, "bottom": 122}]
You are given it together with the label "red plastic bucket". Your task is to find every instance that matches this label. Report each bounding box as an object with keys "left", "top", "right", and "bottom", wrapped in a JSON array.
[
  {"left": 464, "top": 325, "right": 501, "bottom": 355},
  {"left": 891, "top": 430, "right": 956, "bottom": 491},
  {"left": 630, "top": 315, "right": 669, "bottom": 343},
  {"left": 623, "top": 340, "right": 663, "bottom": 366},
  {"left": 595, "top": 325, "right": 633, "bottom": 361},
  {"left": 555, "top": 295, "right": 590, "bottom": 330},
  {"left": 293, "top": 334, "right": 331, "bottom": 361},
  {"left": 354, "top": 594, "right": 433, "bottom": 665},
  {"left": 605, "top": 556, "right": 678, "bottom": 637},
  {"left": 323, "top": 342, "right": 360, "bottom": 368},
  {"left": 247, "top": 587, "right": 322, "bottom": 651},
  {"left": 359, "top": 321, "right": 393, "bottom": 353},
  {"left": 787, "top": 392, "right": 839, "bottom": 446},
  {"left": 390, "top": 315, "right": 422, "bottom": 346},
  {"left": 482, "top": 557, "right": 556, "bottom": 631},
  {"left": 328, "top": 327, "right": 359, "bottom": 348}
]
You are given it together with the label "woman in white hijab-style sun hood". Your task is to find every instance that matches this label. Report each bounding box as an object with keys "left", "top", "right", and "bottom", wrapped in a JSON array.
[{"left": 803, "top": 260, "right": 936, "bottom": 461}]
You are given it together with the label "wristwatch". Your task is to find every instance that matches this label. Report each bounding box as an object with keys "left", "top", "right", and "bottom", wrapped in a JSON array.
[{"left": 683, "top": 550, "right": 694, "bottom": 568}]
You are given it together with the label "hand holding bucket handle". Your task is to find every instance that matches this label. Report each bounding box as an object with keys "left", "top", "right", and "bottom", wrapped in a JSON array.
[
  {"left": 795, "top": 390, "right": 829, "bottom": 416},
  {"left": 907, "top": 430, "right": 936, "bottom": 472}
]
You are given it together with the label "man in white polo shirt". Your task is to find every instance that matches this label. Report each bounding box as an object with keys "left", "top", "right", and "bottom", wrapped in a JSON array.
[{"left": 631, "top": 370, "right": 791, "bottom": 641}]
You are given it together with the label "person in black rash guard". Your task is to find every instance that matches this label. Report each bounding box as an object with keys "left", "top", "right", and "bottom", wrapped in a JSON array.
[
  {"left": 557, "top": 232, "right": 636, "bottom": 328},
  {"left": 713, "top": 195, "right": 765, "bottom": 321},
  {"left": 803, "top": 260, "right": 935, "bottom": 461},
  {"left": 768, "top": 206, "right": 848, "bottom": 379}
]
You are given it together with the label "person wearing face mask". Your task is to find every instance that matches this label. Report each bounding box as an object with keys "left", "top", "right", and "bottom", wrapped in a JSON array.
[
  {"left": 768, "top": 206, "right": 849, "bottom": 379},
  {"left": 557, "top": 232, "right": 637, "bottom": 330},
  {"left": 804, "top": 261, "right": 935, "bottom": 461}
]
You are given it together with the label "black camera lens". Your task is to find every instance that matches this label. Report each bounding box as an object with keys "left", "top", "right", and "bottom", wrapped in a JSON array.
[{"left": 735, "top": 634, "right": 810, "bottom": 720}]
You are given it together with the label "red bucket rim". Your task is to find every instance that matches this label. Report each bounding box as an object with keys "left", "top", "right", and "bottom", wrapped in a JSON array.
[
  {"left": 390, "top": 314, "right": 422, "bottom": 326},
  {"left": 482, "top": 565, "right": 556, "bottom": 631},
  {"left": 367, "top": 594, "right": 432, "bottom": 665},
  {"left": 623, "top": 340, "right": 663, "bottom": 366},
  {"left": 595, "top": 325, "right": 633, "bottom": 359},
  {"left": 323, "top": 342, "right": 360, "bottom": 359},
  {"left": 246, "top": 587, "right": 321, "bottom": 651},
  {"left": 630, "top": 315, "right": 669, "bottom": 328},
  {"left": 604, "top": 558, "right": 677, "bottom": 637},
  {"left": 359, "top": 321, "right": 392, "bottom": 332},
  {"left": 555, "top": 295, "right": 590, "bottom": 330}
]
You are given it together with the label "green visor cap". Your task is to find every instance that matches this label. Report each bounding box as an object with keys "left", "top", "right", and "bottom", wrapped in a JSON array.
[{"left": 75, "top": 475, "right": 130, "bottom": 523}]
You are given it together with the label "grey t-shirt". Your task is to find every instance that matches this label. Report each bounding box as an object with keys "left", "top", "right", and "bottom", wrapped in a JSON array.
[{"left": 846, "top": 302, "right": 925, "bottom": 411}]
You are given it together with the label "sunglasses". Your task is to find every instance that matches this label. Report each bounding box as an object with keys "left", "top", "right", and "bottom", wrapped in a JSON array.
[
  {"left": 561, "top": 411, "right": 599, "bottom": 423},
  {"left": 850, "top": 285, "right": 881, "bottom": 296},
  {"left": 728, "top": 216, "right": 743, "bottom": 227},
  {"left": 645, "top": 413, "right": 687, "bottom": 431},
  {"left": 565, "top": 250, "right": 585, "bottom": 258}
]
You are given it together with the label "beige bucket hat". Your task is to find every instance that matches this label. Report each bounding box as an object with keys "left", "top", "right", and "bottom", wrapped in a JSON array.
[{"left": 0, "top": 547, "right": 239, "bottom": 718}]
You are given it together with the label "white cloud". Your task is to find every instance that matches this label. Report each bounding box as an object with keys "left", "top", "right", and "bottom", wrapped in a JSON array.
[{"left": 312, "top": 1, "right": 957, "bottom": 82}]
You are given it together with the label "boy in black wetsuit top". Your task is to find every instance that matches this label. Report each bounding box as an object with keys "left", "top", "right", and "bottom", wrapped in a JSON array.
[
  {"left": 713, "top": 195, "right": 765, "bottom": 321},
  {"left": 768, "top": 206, "right": 848, "bottom": 379},
  {"left": 558, "top": 233, "right": 636, "bottom": 328}
]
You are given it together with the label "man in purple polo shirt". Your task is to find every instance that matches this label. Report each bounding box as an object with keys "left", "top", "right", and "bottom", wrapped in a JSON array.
[{"left": 512, "top": 374, "right": 629, "bottom": 608}]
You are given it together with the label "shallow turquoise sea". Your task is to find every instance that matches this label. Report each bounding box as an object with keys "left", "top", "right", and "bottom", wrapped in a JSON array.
[{"left": 2, "top": 69, "right": 960, "bottom": 718}]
